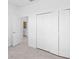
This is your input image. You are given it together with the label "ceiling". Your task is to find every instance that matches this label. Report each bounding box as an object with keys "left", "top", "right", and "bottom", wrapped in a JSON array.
[{"left": 8, "top": 0, "right": 38, "bottom": 7}]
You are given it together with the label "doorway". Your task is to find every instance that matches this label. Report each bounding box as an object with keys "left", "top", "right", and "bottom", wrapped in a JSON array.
[
  {"left": 22, "top": 16, "right": 28, "bottom": 45},
  {"left": 23, "top": 21, "right": 27, "bottom": 37},
  {"left": 22, "top": 17, "right": 28, "bottom": 38}
]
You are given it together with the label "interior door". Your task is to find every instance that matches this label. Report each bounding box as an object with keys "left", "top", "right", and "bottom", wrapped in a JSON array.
[
  {"left": 12, "top": 18, "right": 23, "bottom": 46},
  {"left": 59, "top": 9, "right": 70, "bottom": 58},
  {"left": 37, "top": 11, "right": 58, "bottom": 55}
]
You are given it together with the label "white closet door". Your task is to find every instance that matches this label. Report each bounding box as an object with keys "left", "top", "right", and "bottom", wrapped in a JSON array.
[
  {"left": 59, "top": 10, "right": 70, "bottom": 58},
  {"left": 37, "top": 11, "right": 58, "bottom": 55}
]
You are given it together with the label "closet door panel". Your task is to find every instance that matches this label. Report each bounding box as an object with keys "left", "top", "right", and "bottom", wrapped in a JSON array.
[
  {"left": 59, "top": 10, "right": 70, "bottom": 58},
  {"left": 37, "top": 11, "right": 58, "bottom": 55}
]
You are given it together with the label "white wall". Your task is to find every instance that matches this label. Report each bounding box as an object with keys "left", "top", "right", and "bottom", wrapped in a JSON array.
[
  {"left": 19, "top": 0, "right": 70, "bottom": 48},
  {"left": 8, "top": 4, "right": 21, "bottom": 47}
]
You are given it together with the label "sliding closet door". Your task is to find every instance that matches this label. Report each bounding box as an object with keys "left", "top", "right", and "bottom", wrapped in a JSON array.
[
  {"left": 37, "top": 11, "right": 58, "bottom": 55},
  {"left": 59, "top": 10, "right": 70, "bottom": 58}
]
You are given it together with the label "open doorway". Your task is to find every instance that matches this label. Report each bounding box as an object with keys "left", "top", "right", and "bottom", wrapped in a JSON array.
[
  {"left": 23, "top": 21, "right": 27, "bottom": 37},
  {"left": 22, "top": 16, "right": 28, "bottom": 38},
  {"left": 22, "top": 16, "right": 28, "bottom": 45}
]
